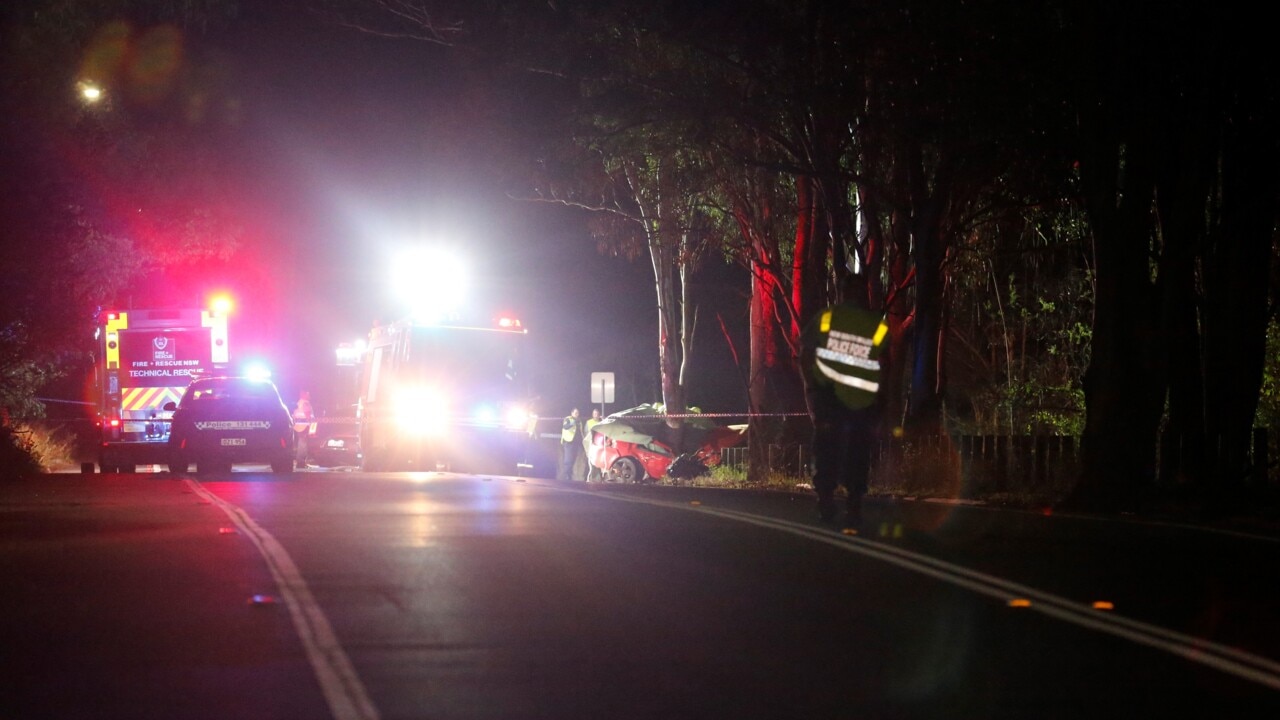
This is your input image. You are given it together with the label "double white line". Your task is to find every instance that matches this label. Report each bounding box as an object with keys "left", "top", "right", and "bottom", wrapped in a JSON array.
[{"left": 590, "top": 489, "right": 1280, "bottom": 692}]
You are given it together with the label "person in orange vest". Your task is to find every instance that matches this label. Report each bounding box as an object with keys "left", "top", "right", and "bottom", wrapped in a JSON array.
[
  {"left": 292, "top": 390, "right": 315, "bottom": 469},
  {"left": 801, "top": 274, "right": 889, "bottom": 527}
]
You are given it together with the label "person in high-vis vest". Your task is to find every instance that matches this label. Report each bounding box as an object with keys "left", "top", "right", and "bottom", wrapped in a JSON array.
[
  {"left": 558, "top": 408, "right": 583, "bottom": 481},
  {"left": 801, "top": 274, "right": 889, "bottom": 526}
]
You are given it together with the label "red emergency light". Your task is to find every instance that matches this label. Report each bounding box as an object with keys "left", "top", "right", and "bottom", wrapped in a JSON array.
[
  {"left": 210, "top": 295, "right": 234, "bottom": 316},
  {"left": 497, "top": 317, "right": 522, "bottom": 329}
]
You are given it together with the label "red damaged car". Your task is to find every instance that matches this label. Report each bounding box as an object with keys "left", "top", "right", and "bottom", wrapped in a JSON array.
[{"left": 586, "top": 404, "right": 745, "bottom": 483}]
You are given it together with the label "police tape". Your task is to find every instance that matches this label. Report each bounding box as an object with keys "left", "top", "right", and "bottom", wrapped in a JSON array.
[
  {"left": 533, "top": 412, "right": 809, "bottom": 421},
  {"left": 638, "top": 412, "right": 808, "bottom": 419},
  {"left": 315, "top": 413, "right": 807, "bottom": 426}
]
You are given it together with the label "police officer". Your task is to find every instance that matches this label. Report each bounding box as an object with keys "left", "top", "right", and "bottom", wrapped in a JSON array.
[
  {"left": 292, "top": 390, "right": 315, "bottom": 470},
  {"left": 801, "top": 274, "right": 889, "bottom": 526},
  {"left": 559, "top": 408, "right": 584, "bottom": 481}
]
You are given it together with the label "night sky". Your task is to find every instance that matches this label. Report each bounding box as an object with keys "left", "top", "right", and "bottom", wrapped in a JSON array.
[{"left": 170, "top": 2, "right": 751, "bottom": 418}]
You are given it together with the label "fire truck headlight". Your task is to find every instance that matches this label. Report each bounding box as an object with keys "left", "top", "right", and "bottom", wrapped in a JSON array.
[{"left": 396, "top": 387, "right": 449, "bottom": 436}]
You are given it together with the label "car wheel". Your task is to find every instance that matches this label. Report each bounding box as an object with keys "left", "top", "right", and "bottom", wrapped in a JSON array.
[
  {"left": 271, "top": 459, "right": 294, "bottom": 475},
  {"left": 169, "top": 456, "right": 189, "bottom": 474},
  {"left": 610, "top": 456, "right": 644, "bottom": 484}
]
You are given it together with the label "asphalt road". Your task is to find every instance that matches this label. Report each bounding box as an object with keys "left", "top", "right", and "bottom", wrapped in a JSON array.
[{"left": 3, "top": 469, "right": 1279, "bottom": 719}]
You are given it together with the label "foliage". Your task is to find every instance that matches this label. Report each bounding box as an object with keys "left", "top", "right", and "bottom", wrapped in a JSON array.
[
  {"left": 0, "top": 425, "right": 44, "bottom": 481},
  {"left": 945, "top": 203, "right": 1093, "bottom": 436},
  {"left": 695, "top": 462, "right": 803, "bottom": 492},
  {"left": 0, "top": 322, "right": 58, "bottom": 419},
  {"left": 1259, "top": 317, "right": 1280, "bottom": 483},
  {"left": 0, "top": 0, "right": 248, "bottom": 416},
  {"left": 30, "top": 423, "right": 79, "bottom": 471}
]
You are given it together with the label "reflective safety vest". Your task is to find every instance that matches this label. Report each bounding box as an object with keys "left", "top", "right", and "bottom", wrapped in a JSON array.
[
  {"left": 561, "top": 415, "right": 580, "bottom": 443},
  {"left": 293, "top": 404, "right": 314, "bottom": 433},
  {"left": 806, "top": 303, "right": 888, "bottom": 410}
]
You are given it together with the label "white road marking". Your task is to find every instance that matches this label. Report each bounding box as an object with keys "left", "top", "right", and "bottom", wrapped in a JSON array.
[
  {"left": 186, "top": 479, "right": 380, "bottom": 720},
  {"left": 569, "top": 486, "right": 1280, "bottom": 692}
]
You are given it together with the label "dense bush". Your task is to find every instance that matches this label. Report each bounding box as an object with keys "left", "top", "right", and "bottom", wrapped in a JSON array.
[{"left": 1, "top": 425, "right": 43, "bottom": 480}]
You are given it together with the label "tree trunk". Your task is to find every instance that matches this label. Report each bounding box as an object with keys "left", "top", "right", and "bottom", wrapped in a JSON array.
[
  {"left": 1202, "top": 100, "right": 1278, "bottom": 490},
  {"left": 791, "top": 175, "right": 826, "bottom": 335},
  {"left": 1076, "top": 135, "right": 1165, "bottom": 512},
  {"left": 904, "top": 145, "right": 950, "bottom": 435}
]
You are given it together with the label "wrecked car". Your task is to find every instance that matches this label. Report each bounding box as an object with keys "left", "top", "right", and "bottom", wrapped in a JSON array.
[{"left": 586, "top": 404, "right": 745, "bottom": 483}]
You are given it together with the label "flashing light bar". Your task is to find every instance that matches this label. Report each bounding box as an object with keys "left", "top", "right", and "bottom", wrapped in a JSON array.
[{"left": 243, "top": 363, "right": 273, "bottom": 381}]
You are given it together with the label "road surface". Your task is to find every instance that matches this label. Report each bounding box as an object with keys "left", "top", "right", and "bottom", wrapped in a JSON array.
[{"left": 3, "top": 469, "right": 1279, "bottom": 718}]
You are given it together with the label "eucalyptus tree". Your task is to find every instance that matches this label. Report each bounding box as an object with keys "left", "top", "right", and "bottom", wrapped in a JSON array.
[{"left": 1061, "top": 1, "right": 1279, "bottom": 508}]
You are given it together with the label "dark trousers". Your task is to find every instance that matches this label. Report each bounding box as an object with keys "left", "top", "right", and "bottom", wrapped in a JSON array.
[
  {"left": 294, "top": 431, "right": 308, "bottom": 465},
  {"left": 812, "top": 402, "right": 878, "bottom": 501},
  {"left": 559, "top": 441, "right": 581, "bottom": 481}
]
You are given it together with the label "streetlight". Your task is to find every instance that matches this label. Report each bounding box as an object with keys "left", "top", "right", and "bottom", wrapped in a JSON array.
[{"left": 78, "top": 81, "right": 104, "bottom": 103}]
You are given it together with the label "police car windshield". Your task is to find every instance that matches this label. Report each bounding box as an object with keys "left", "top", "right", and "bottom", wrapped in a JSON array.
[{"left": 183, "top": 379, "right": 278, "bottom": 404}]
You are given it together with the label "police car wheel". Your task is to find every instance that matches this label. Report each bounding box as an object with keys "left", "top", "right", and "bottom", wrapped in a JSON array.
[{"left": 271, "top": 459, "right": 293, "bottom": 475}]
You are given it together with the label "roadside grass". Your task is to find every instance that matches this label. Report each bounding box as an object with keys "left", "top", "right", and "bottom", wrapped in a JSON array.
[
  {"left": 15, "top": 423, "right": 79, "bottom": 472},
  {"left": 1, "top": 424, "right": 47, "bottom": 480},
  {"left": 659, "top": 442, "right": 1075, "bottom": 510}
]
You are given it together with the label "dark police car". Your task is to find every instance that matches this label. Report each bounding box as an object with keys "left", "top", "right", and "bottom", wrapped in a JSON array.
[{"left": 165, "top": 376, "right": 295, "bottom": 475}]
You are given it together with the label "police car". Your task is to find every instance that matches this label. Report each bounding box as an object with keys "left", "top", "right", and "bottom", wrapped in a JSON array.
[{"left": 164, "top": 376, "right": 296, "bottom": 475}]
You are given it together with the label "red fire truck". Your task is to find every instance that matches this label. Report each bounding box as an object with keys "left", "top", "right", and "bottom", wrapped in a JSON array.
[
  {"left": 355, "top": 315, "right": 532, "bottom": 474},
  {"left": 91, "top": 304, "right": 230, "bottom": 472}
]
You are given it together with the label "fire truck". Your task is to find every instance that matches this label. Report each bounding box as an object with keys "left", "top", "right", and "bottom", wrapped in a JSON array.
[
  {"left": 355, "top": 315, "right": 532, "bottom": 474},
  {"left": 91, "top": 305, "right": 230, "bottom": 472}
]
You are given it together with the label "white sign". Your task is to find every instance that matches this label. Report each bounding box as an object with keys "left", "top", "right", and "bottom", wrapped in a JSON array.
[{"left": 590, "top": 372, "right": 615, "bottom": 404}]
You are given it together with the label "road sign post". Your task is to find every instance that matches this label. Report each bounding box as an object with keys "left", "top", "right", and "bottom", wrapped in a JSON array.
[{"left": 590, "top": 372, "right": 615, "bottom": 416}]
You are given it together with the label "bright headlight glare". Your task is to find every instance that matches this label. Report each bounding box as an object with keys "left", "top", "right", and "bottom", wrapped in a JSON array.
[
  {"left": 473, "top": 404, "right": 498, "bottom": 426},
  {"left": 505, "top": 406, "right": 529, "bottom": 430},
  {"left": 396, "top": 387, "right": 449, "bottom": 436}
]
